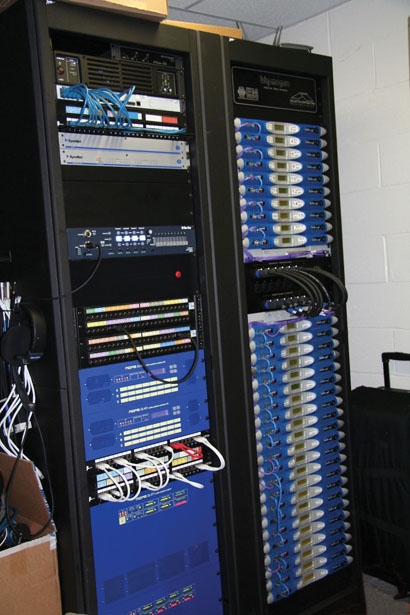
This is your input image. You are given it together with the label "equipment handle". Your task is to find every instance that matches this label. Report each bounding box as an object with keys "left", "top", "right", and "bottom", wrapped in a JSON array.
[{"left": 381, "top": 352, "right": 410, "bottom": 389}]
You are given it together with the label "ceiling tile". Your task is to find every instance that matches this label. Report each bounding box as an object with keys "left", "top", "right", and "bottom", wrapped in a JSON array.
[
  {"left": 236, "top": 24, "right": 279, "bottom": 41},
  {"left": 168, "top": 0, "right": 203, "bottom": 8},
  {"left": 169, "top": 0, "right": 351, "bottom": 30},
  {"left": 167, "top": 7, "right": 238, "bottom": 27},
  {"left": 167, "top": 8, "right": 281, "bottom": 40}
]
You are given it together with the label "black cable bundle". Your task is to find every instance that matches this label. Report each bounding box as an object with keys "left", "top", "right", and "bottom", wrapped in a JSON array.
[
  {"left": 256, "top": 265, "right": 348, "bottom": 315},
  {"left": 118, "top": 327, "right": 199, "bottom": 384}
]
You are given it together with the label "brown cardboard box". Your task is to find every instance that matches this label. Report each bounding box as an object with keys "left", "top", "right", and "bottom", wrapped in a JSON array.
[
  {"left": 59, "top": 0, "right": 167, "bottom": 21},
  {"left": 0, "top": 453, "right": 62, "bottom": 615},
  {"left": 163, "top": 19, "right": 243, "bottom": 39}
]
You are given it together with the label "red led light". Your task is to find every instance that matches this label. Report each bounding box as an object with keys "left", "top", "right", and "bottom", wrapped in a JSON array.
[{"left": 175, "top": 271, "right": 182, "bottom": 279}]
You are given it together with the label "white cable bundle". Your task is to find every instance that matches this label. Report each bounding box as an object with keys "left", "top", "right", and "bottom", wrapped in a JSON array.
[
  {"left": 96, "top": 437, "right": 226, "bottom": 502},
  {"left": 0, "top": 366, "right": 35, "bottom": 459},
  {"left": 0, "top": 290, "right": 35, "bottom": 459},
  {"left": 194, "top": 436, "right": 226, "bottom": 472},
  {"left": 96, "top": 462, "right": 131, "bottom": 503},
  {"left": 134, "top": 451, "right": 170, "bottom": 491},
  {"left": 97, "top": 451, "right": 172, "bottom": 502}
]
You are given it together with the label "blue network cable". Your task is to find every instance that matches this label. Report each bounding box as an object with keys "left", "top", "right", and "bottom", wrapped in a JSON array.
[{"left": 60, "top": 84, "right": 186, "bottom": 134}]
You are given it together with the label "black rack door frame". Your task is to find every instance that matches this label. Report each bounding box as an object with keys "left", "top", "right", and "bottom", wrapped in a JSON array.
[
  {"left": 0, "top": 2, "right": 235, "bottom": 613},
  {"left": 196, "top": 33, "right": 367, "bottom": 615}
]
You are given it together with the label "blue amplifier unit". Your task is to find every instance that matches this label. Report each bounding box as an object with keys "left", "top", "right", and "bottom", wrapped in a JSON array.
[
  {"left": 90, "top": 474, "right": 223, "bottom": 615},
  {"left": 79, "top": 349, "right": 209, "bottom": 461},
  {"left": 235, "top": 116, "right": 332, "bottom": 261}
]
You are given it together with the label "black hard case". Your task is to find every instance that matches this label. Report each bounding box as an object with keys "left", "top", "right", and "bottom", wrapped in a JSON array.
[{"left": 350, "top": 352, "right": 410, "bottom": 597}]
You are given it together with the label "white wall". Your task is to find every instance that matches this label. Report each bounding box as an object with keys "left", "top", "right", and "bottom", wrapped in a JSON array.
[{"left": 259, "top": 0, "right": 410, "bottom": 389}]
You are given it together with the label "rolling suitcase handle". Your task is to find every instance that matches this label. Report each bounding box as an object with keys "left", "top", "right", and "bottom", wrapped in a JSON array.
[{"left": 381, "top": 352, "right": 410, "bottom": 389}]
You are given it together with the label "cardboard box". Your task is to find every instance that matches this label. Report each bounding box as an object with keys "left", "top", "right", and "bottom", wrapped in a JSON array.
[
  {"left": 59, "top": 0, "right": 167, "bottom": 21},
  {"left": 163, "top": 19, "right": 243, "bottom": 39},
  {"left": 0, "top": 453, "right": 62, "bottom": 615}
]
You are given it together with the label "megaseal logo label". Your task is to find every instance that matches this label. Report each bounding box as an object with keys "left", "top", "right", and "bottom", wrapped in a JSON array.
[
  {"left": 290, "top": 91, "right": 316, "bottom": 110},
  {"left": 260, "top": 74, "right": 291, "bottom": 91},
  {"left": 232, "top": 66, "right": 317, "bottom": 112},
  {"left": 237, "top": 85, "right": 259, "bottom": 101}
]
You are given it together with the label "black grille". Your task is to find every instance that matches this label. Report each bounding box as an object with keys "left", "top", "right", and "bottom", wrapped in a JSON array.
[
  {"left": 121, "top": 63, "right": 153, "bottom": 92},
  {"left": 86, "top": 58, "right": 121, "bottom": 89},
  {"left": 85, "top": 57, "right": 154, "bottom": 93}
]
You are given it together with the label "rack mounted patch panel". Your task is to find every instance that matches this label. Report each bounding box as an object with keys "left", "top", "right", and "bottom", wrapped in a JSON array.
[{"left": 75, "top": 296, "right": 201, "bottom": 368}]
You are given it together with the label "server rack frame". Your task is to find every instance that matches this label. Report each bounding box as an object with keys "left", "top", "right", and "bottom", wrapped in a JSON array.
[
  {"left": 0, "top": 2, "right": 239, "bottom": 613},
  {"left": 194, "top": 32, "right": 367, "bottom": 615}
]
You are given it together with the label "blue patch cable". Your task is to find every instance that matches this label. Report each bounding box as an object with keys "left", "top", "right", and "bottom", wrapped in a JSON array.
[
  {"left": 236, "top": 144, "right": 328, "bottom": 162},
  {"left": 238, "top": 157, "right": 329, "bottom": 175},
  {"left": 240, "top": 197, "right": 331, "bottom": 215},
  {"left": 235, "top": 129, "right": 327, "bottom": 151},
  {"left": 234, "top": 118, "right": 327, "bottom": 139},
  {"left": 60, "top": 84, "right": 185, "bottom": 134},
  {"left": 238, "top": 171, "right": 329, "bottom": 189}
]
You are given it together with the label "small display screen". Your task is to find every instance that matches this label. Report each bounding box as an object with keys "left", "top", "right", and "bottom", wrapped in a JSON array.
[
  {"left": 278, "top": 174, "right": 288, "bottom": 181},
  {"left": 293, "top": 418, "right": 304, "bottom": 428},
  {"left": 294, "top": 454, "right": 306, "bottom": 464},
  {"left": 291, "top": 383, "right": 301, "bottom": 391},
  {"left": 296, "top": 466, "right": 306, "bottom": 475},
  {"left": 298, "top": 489, "right": 308, "bottom": 499},
  {"left": 301, "top": 537, "right": 312, "bottom": 547},
  {"left": 299, "top": 501, "right": 309, "bottom": 511},
  {"left": 289, "top": 347, "right": 298, "bottom": 354},
  {"left": 304, "top": 572, "right": 315, "bottom": 582},
  {"left": 292, "top": 395, "right": 302, "bottom": 403},
  {"left": 300, "top": 524, "right": 311, "bottom": 535},
  {"left": 295, "top": 442, "right": 305, "bottom": 451},
  {"left": 277, "top": 162, "right": 287, "bottom": 169},
  {"left": 274, "top": 124, "right": 284, "bottom": 131},
  {"left": 288, "top": 334, "right": 297, "bottom": 342},
  {"left": 302, "top": 561, "right": 313, "bottom": 571},
  {"left": 302, "top": 548, "right": 313, "bottom": 559},
  {"left": 299, "top": 512, "right": 310, "bottom": 523},
  {"left": 282, "top": 238, "right": 292, "bottom": 244},
  {"left": 297, "top": 478, "right": 308, "bottom": 489},
  {"left": 277, "top": 149, "right": 286, "bottom": 156},
  {"left": 275, "top": 137, "right": 285, "bottom": 144},
  {"left": 287, "top": 323, "right": 297, "bottom": 331},
  {"left": 289, "top": 358, "right": 299, "bottom": 368},
  {"left": 278, "top": 187, "right": 287, "bottom": 194},
  {"left": 280, "top": 212, "right": 290, "bottom": 220}
]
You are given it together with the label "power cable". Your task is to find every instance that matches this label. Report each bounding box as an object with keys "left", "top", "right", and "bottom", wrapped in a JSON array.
[{"left": 117, "top": 327, "right": 199, "bottom": 385}]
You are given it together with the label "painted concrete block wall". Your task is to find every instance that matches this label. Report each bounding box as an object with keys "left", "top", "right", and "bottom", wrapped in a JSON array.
[{"left": 258, "top": 0, "right": 410, "bottom": 389}]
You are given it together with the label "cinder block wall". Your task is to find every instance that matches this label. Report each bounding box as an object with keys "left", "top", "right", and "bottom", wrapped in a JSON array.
[{"left": 259, "top": 0, "right": 410, "bottom": 389}]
